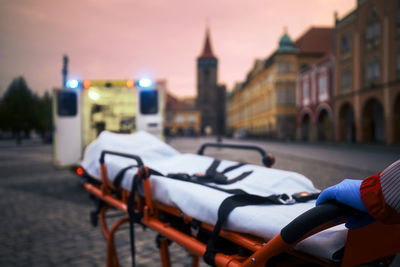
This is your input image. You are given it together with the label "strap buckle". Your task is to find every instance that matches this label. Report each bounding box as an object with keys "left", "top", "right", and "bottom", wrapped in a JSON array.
[{"left": 277, "top": 194, "right": 296, "bottom": 205}]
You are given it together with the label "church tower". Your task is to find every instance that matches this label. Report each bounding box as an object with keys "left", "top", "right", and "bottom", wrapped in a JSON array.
[{"left": 196, "top": 28, "right": 225, "bottom": 135}]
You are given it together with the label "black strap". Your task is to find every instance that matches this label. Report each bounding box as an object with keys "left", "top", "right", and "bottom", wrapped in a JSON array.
[
  {"left": 127, "top": 172, "right": 147, "bottom": 267},
  {"left": 166, "top": 159, "right": 252, "bottom": 188},
  {"left": 89, "top": 195, "right": 105, "bottom": 227},
  {"left": 203, "top": 193, "right": 292, "bottom": 266},
  {"left": 205, "top": 159, "right": 221, "bottom": 176},
  {"left": 218, "top": 171, "right": 253, "bottom": 185},
  {"left": 165, "top": 172, "right": 249, "bottom": 195},
  {"left": 141, "top": 167, "right": 249, "bottom": 194},
  {"left": 113, "top": 164, "right": 137, "bottom": 188},
  {"left": 203, "top": 159, "right": 252, "bottom": 185},
  {"left": 206, "top": 159, "right": 247, "bottom": 175},
  {"left": 222, "top": 162, "right": 246, "bottom": 174},
  {"left": 127, "top": 174, "right": 139, "bottom": 267}
]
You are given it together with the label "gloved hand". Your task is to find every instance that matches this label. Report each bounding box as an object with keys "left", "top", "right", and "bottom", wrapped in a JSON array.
[{"left": 316, "top": 179, "right": 375, "bottom": 229}]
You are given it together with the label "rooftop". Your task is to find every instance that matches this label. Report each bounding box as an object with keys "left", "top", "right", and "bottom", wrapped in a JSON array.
[
  {"left": 198, "top": 27, "right": 216, "bottom": 59},
  {"left": 166, "top": 92, "right": 196, "bottom": 111},
  {"left": 277, "top": 31, "right": 299, "bottom": 54},
  {"left": 295, "top": 27, "right": 333, "bottom": 55}
]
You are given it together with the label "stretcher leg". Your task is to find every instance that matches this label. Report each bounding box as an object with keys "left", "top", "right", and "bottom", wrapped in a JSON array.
[
  {"left": 100, "top": 206, "right": 110, "bottom": 239},
  {"left": 99, "top": 205, "right": 118, "bottom": 267},
  {"left": 105, "top": 217, "right": 130, "bottom": 267},
  {"left": 190, "top": 254, "right": 199, "bottom": 267},
  {"left": 158, "top": 236, "right": 171, "bottom": 267}
]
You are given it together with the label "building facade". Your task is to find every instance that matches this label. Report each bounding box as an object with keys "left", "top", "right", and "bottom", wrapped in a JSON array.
[
  {"left": 296, "top": 55, "right": 334, "bottom": 141},
  {"left": 334, "top": 0, "right": 400, "bottom": 144},
  {"left": 164, "top": 93, "right": 201, "bottom": 136},
  {"left": 227, "top": 28, "right": 333, "bottom": 140},
  {"left": 196, "top": 28, "right": 226, "bottom": 135}
]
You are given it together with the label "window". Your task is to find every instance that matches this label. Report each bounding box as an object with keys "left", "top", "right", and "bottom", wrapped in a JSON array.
[
  {"left": 341, "top": 33, "right": 352, "bottom": 54},
  {"left": 188, "top": 115, "right": 196, "bottom": 123},
  {"left": 365, "top": 58, "right": 380, "bottom": 85},
  {"left": 261, "top": 101, "right": 267, "bottom": 112},
  {"left": 398, "top": 0, "right": 400, "bottom": 27},
  {"left": 175, "top": 115, "right": 184, "bottom": 123},
  {"left": 267, "top": 96, "right": 272, "bottom": 110},
  {"left": 302, "top": 81, "right": 310, "bottom": 106},
  {"left": 276, "top": 89, "right": 284, "bottom": 105},
  {"left": 166, "top": 114, "right": 173, "bottom": 122},
  {"left": 397, "top": 50, "right": 400, "bottom": 74},
  {"left": 300, "top": 64, "right": 309, "bottom": 71},
  {"left": 140, "top": 90, "right": 158, "bottom": 114},
  {"left": 277, "top": 88, "right": 295, "bottom": 105},
  {"left": 286, "top": 88, "right": 295, "bottom": 104},
  {"left": 277, "top": 63, "right": 284, "bottom": 73},
  {"left": 318, "top": 74, "right": 328, "bottom": 102},
  {"left": 57, "top": 91, "right": 77, "bottom": 116},
  {"left": 277, "top": 62, "right": 293, "bottom": 73},
  {"left": 341, "top": 70, "right": 352, "bottom": 90},
  {"left": 366, "top": 22, "right": 380, "bottom": 41},
  {"left": 365, "top": 7, "right": 380, "bottom": 45}
]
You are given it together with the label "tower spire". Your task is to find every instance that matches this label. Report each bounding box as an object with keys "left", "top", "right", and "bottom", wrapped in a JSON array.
[{"left": 199, "top": 27, "right": 216, "bottom": 59}]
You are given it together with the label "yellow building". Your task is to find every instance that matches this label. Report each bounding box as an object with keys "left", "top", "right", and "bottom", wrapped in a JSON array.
[{"left": 227, "top": 28, "right": 333, "bottom": 139}]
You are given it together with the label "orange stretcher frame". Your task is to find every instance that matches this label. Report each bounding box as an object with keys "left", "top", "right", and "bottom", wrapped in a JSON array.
[{"left": 81, "top": 153, "right": 400, "bottom": 267}]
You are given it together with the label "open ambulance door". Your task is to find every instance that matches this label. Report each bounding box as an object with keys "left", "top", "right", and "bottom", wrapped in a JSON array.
[{"left": 53, "top": 88, "right": 82, "bottom": 167}]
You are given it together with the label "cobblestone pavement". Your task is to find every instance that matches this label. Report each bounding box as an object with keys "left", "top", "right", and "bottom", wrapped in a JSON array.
[
  {"left": 0, "top": 138, "right": 398, "bottom": 266},
  {"left": 0, "top": 141, "right": 201, "bottom": 267}
]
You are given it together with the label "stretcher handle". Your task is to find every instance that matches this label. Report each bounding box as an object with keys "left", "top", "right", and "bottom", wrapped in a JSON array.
[
  {"left": 197, "top": 143, "right": 275, "bottom": 167},
  {"left": 100, "top": 150, "right": 144, "bottom": 166},
  {"left": 280, "top": 201, "right": 357, "bottom": 244}
]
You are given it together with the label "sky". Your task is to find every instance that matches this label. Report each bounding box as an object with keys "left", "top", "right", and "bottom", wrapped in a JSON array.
[{"left": 0, "top": 0, "right": 355, "bottom": 98}]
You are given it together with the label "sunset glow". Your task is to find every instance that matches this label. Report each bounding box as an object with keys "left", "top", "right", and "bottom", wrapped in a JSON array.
[{"left": 0, "top": 0, "right": 355, "bottom": 97}]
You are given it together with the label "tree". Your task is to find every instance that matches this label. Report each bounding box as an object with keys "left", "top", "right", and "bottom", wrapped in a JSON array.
[
  {"left": 34, "top": 91, "right": 52, "bottom": 142},
  {"left": 0, "top": 77, "right": 36, "bottom": 144},
  {"left": 0, "top": 101, "right": 7, "bottom": 131}
]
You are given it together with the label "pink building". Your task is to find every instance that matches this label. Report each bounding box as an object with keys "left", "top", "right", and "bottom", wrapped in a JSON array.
[{"left": 296, "top": 55, "right": 334, "bottom": 141}]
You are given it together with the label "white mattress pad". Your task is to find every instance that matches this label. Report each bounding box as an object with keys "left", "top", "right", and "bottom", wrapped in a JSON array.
[{"left": 81, "top": 131, "right": 347, "bottom": 261}]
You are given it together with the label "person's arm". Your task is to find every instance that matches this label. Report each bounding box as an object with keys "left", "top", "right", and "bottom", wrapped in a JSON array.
[
  {"left": 316, "top": 159, "right": 400, "bottom": 226},
  {"left": 361, "top": 160, "right": 400, "bottom": 224}
]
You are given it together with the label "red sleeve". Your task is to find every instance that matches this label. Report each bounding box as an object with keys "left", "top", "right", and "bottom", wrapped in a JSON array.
[{"left": 360, "top": 160, "right": 400, "bottom": 224}]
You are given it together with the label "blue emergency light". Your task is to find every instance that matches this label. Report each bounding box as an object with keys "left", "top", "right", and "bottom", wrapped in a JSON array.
[
  {"left": 138, "top": 78, "right": 152, "bottom": 88},
  {"left": 66, "top": 79, "right": 79, "bottom": 89}
]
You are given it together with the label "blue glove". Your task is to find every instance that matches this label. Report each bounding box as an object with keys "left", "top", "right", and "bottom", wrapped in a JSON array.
[
  {"left": 316, "top": 179, "right": 375, "bottom": 229},
  {"left": 316, "top": 179, "right": 367, "bottom": 211}
]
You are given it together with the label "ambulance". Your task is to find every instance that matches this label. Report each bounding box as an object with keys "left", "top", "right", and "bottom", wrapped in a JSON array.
[{"left": 53, "top": 78, "right": 165, "bottom": 167}]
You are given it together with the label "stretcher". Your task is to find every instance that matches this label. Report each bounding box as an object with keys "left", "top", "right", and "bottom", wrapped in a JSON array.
[{"left": 78, "top": 131, "right": 400, "bottom": 266}]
